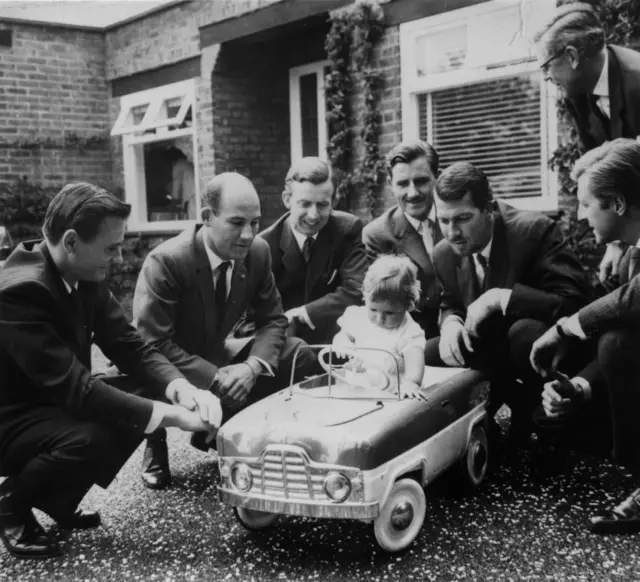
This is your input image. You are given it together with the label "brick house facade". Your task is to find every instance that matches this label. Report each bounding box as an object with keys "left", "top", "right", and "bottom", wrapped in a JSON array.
[{"left": 0, "top": 0, "right": 568, "bottom": 238}]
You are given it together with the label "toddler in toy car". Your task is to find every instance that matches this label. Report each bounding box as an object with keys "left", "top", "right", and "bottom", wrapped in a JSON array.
[{"left": 332, "top": 255, "right": 426, "bottom": 398}]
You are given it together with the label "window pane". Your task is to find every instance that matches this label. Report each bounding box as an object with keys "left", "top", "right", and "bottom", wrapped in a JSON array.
[
  {"left": 420, "top": 75, "right": 543, "bottom": 199},
  {"left": 299, "top": 72, "right": 319, "bottom": 157},
  {"left": 131, "top": 104, "right": 149, "bottom": 126},
  {"left": 415, "top": 25, "right": 466, "bottom": 76}
]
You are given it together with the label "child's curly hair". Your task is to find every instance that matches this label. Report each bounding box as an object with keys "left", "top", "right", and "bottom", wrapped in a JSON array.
[{"left": 363, "top": 255, "right": 421, "bottom": 311}]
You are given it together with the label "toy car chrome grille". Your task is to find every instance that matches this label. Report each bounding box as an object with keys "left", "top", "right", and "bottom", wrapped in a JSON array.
[{"left": 249, "top": 449, "right": 328, "bottom": 501}]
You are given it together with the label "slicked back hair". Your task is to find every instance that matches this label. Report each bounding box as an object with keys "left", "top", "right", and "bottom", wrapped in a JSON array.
[
  {"left": 363, "top": 254, "right": 421, "bottom": 311},
  {"left": 435, "top": 162, "right": 493, "bottom": 210},
  {"left": 386, "top": 140, "right": 439, "bottom": 178},
  {"left": 532, "top": 2, "right": 605, "bottom": 59},
  {"left": 283, "top": 157, "right": 334, "bottom": 198},
  {"left": 572, "top": 138, "right": 640, "bottom": 208},
  {"left": 43, "top": 182, "right": 131, "bottom": 245}
]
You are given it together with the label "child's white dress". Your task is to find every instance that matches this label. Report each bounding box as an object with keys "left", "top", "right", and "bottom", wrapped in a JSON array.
[{"left": 335, "top": 305, "right": 426, "bottom": 388}]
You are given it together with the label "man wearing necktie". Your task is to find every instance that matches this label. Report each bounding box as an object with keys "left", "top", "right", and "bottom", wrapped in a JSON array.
[
  {"left": 0, "top": 183, "right": 220, "bottom": 558},
  {"left": 363, "top": 140, "right": 443, "bottom": 338},
  {"left": 426, "top": 162, "right": 589, "bottom": 445},
  {"left": 531, "top": 139, "right": 640, "bottom": 534},
  {"left": 257, "top": 157, "right": 368, "bottom": 345},
  {"left": 533, "top": 2, "right": 640, "bottom": 287},
  {"left": 133, "top": 173, "right": 311, "bottom": 490}
]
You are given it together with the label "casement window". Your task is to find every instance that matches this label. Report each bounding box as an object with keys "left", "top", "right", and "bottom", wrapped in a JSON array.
[
  {"left": 111, "top": 79, "right": 199, "bottom": 231},
  {"left": 400, "top": 0, "right": 558, "bottom": 210},
  {"left": 289, "top": 60, "right": 330, "bottom": 162}
]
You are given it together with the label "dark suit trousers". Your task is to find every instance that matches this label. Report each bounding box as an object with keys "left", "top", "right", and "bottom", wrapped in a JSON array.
[
  {"left": 425, "top": 316, "right": 549, "bottom": 420},
  {"left": 0, "top": 375, "right": 144, "bottom": 518}
]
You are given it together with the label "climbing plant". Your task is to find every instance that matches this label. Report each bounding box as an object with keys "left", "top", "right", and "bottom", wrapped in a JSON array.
[{"left": 325, "top": 0, "right": 386, "bottom": 214}]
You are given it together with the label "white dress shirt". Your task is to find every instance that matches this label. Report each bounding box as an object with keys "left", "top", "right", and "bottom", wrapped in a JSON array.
[
  {"left": 404, "top": 209, "right": 437, "bottom": 258},
  {"left": 592, "top": 48, "right": 610, "bottom": 119}
]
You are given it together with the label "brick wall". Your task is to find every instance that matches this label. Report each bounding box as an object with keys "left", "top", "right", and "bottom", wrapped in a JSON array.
[{"left": 0, "top": 23, "right": 111, "bottom": 188}]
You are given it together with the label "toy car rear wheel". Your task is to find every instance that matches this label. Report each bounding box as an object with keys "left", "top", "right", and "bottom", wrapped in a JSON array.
[
  {"left": 459, "top": 424, "right": 489, "bottom": 489},
  {"left": 373, "top": 478, "right": 426, "bottom": 552},
  {"left": 233, "top": 507, "right": 279, "bottom": 531}
]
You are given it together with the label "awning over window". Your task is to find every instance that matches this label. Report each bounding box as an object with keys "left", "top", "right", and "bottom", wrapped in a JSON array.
[{"left": 199, "top": 0, "right": 352, "bottom": 48}]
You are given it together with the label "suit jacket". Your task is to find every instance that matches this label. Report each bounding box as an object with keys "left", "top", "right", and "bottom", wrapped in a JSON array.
[
  {"left": 433, "top": 201, "right": 589, "bottom": 327},
  {"left": 0, "top": 241, "right": 182, "bottom": 446},
  {"left": 258, "top": 211, "right": 367, "bottom": 343},
  {"left": 133, "top": 224, "right": 288, "bottom": 390},
  {"left": 363, "top": 205, "right": 443, "bottom": 337},
  {"left": 568, "top": 45, "right": 640, "bottom": 153}
]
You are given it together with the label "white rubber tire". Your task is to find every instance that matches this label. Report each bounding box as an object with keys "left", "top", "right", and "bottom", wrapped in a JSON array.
[
  {"left": 374, "top": 478, "right": 426, "bottom": 552},
  {"left": 233, "top": 507, "right": 279, "bottom": 531}
]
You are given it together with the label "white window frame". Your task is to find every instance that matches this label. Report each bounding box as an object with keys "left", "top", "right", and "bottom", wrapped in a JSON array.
[
  {"left": 289, "top": 60, "right": 330, "bottom": 163},
  {"left": 399, "top": 0, "right": 559, "bottom": 211},
  {"left": 113, "top": 79, "right": 199, "bottom": 232}
]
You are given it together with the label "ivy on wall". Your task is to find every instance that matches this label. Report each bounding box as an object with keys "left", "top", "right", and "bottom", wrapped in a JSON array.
[{"left": 325, "top": 0, "right": 385, "bottom": 215}]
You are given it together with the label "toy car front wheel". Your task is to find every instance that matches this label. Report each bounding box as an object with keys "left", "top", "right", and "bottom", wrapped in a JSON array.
[
  {"left": 460, "top": 425, "right": 489, "bottom": 488},
  {"left": 233, "top": 507, "right": 279, "bottom": 531},
  {"left": 373, "top": 478, "right": 426, "bottom": 552}
]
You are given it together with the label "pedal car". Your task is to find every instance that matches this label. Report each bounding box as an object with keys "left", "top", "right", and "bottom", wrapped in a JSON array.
[{"left": 217, "top": 346, "right": 490, "bottom": 552}]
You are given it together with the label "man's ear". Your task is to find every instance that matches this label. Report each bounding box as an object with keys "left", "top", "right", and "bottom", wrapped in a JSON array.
[
  {"left": 566, "top": 45, "right": 580, "bottom": 69},
  {"left": 282, "top": 190, "right": 292, "bottom": 209},
  {"left": 201, "top": 206, "right": 213, "bottom": 223},
  {"left": 612, "top": 194, "right": 628, "bottom": 216},
  {"left": 61, "top": 230, "right": 78, "bottom": 254}
]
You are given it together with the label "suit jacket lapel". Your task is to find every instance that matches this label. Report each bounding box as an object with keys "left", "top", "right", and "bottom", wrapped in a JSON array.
[
  {"left": 280, "top": 219, "right": 304, "bottom": 274},
  {"left": 194, "top": 227, "right": 219, "bottom": 338},
  {"left": 392, "top": 211, "right": 431, "bottom": 273},
  {"left": 487, "top": 211, "right": 509, "bottom": 290},
  {"left": 608, "top": 46, "right": 624, "bottom": 139}
]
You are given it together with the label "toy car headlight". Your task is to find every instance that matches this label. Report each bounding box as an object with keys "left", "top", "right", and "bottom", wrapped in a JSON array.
[
  {"left": 231, "top": 463, "right": 253, "bottom": 492},
  {"left": 323, "top": 472, "right": 351, "bottom": 503}
]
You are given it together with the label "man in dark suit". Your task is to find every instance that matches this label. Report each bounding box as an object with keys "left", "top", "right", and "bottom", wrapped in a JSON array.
[
  {"left": 426, "top": 162, "right": 589, "bottom": 438},
  {"left": 133, "top": 172, "right": 309, "bottom": 490},
  {"left": 363, "top": 140, "right": 443, "bottom": 338},
  {"left": 534, "top": 2, "right": 640, "bottom": 153},
  {"left": 258, "top": 157, "right": 368, "bottom": 344},
  {"left": 0, "top": 183, "right": 220, "bottom": 559},
  {"left": 531, "top": 139, "right": 640, "bottom": 534}
]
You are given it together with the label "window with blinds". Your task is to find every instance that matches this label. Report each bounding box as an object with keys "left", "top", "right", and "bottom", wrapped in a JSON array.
[{"left": 418, "top": 75, "right": 543, "bottom": 199}]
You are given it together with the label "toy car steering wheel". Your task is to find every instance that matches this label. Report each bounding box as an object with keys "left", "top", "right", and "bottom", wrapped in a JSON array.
[{"left": 317, "top": 347, "right": 391, "bottom": 392}]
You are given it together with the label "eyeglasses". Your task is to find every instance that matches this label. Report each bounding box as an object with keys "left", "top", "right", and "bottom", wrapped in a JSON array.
[{"left": 540, "top": 48, "right": 565, "bottom": 72}]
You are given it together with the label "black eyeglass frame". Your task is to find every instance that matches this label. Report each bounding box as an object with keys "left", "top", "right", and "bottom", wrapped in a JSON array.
[{"left": 540, "top": 47, "right": 566, "bottom": 72}]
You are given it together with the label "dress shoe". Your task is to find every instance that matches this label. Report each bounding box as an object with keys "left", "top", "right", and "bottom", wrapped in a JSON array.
[
  {"left": 590, "top": 488, "right": 640, "bottom": 534},
  {"left": 0, "top": 480, "right": 61, "bottom": 559},
  {"left": 56, "top": 509, "right": 101, "bottom": 530},
  {"left": 141, "top": 433, "right": 171, "bottom": 490}
]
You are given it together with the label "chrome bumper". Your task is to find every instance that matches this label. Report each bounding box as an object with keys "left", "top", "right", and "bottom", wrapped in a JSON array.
[{"left": 219, "top": 488, "right": 379, "bottom": 520}]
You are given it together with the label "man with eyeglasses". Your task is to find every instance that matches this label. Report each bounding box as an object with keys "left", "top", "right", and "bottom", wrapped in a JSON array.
[{"left": 534, "top": 2, "right": 640, "bottom": 299}]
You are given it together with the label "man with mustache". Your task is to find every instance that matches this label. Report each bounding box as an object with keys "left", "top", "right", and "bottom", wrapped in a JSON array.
[
  {"left": 133, "top": 172, "right": 310, "bottom": 490},
  {"left": 257, "top": 157, "right": 368, "bottom": 344},
  {"left": 363, "top": 140, "right": 443, "bottom": 338},
  {"left": 530, "top": 139, "right": 640, "bottom": 534},
  {"left": 426, "top": 162, "right": 589, "bottom": 443},
  {"left": 533, "top": 1, "right": 640, "bottom": 293}
]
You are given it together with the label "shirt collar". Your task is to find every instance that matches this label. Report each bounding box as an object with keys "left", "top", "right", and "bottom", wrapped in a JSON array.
[
  {"left": 404, "top": 206, "right": 437, "bottom": 233},
  {"left": 289, "top": 222, "right": 319, "bottom": 251},
  {"left": 593, "top": 48, "right": 609, "bottom": 99},
  {"left": 203, "top": 242, "right": 234, "bottom": 273},
  {"left": 475, "top": 237, "right": 493, "bottom": 262},
  {"left": 61, "top": 278, "right": 77, "bottom": 294}
]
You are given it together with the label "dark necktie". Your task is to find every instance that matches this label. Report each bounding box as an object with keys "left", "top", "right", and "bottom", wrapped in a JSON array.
[
  {"left": 476, "top": 253, "right": 489, "bottom": 292},
  {"left": 588, "top": 94, "right": 611, "bottom": 142},
  {"left": 302, "top": 237, "right": 314, "bottom": 264},
  {"left": 628, "top": 247, "right": 640, "bottom": 281},
  {"left": 215, "top": 261, "right": 231, "bottom": 324}
]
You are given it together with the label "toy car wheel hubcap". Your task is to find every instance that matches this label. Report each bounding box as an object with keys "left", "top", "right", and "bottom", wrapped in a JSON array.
[
  {"left": 390, "top": 501, "right": 414, "bottom": 531},
  {"left": 471, "top": 442, "right": 487, "bottom": 476}
]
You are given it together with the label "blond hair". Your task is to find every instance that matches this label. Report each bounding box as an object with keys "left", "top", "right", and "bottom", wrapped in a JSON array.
[{"left": 363, "top": 255, "right": 421, "bottom": 310}]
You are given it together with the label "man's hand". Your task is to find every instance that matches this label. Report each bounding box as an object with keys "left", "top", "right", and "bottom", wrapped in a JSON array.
[
  {"left": 464, "top": 288, "right": 503, "bottom": 338},
  {"left": 541, "top": 374, "right": 581, "bottom": 419},
  {"left": 599, "top": 241, "right": 626, "bottom": 284},
  {"left": 162, "top": 404, "right": 212, "bottom": 433},
  {"left": 168, "top": 378, "right": 223, "bottom": 428},
  {"left": 215, "top": 362, "right": 257, "bottom": 405},
  {"left": 529, "top": 325, "right": 569, "bottom": 377},
  {"left": 439, "top": 318, "right": 473, "bottom": 367},
  {"left": 285, "top": 307, "right": 312, "bottom": 329}
]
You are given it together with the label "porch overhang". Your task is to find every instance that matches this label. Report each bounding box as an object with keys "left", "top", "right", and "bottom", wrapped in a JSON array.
[{"left": 199, "top": 0, "right": 353, "bottom": 48}]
